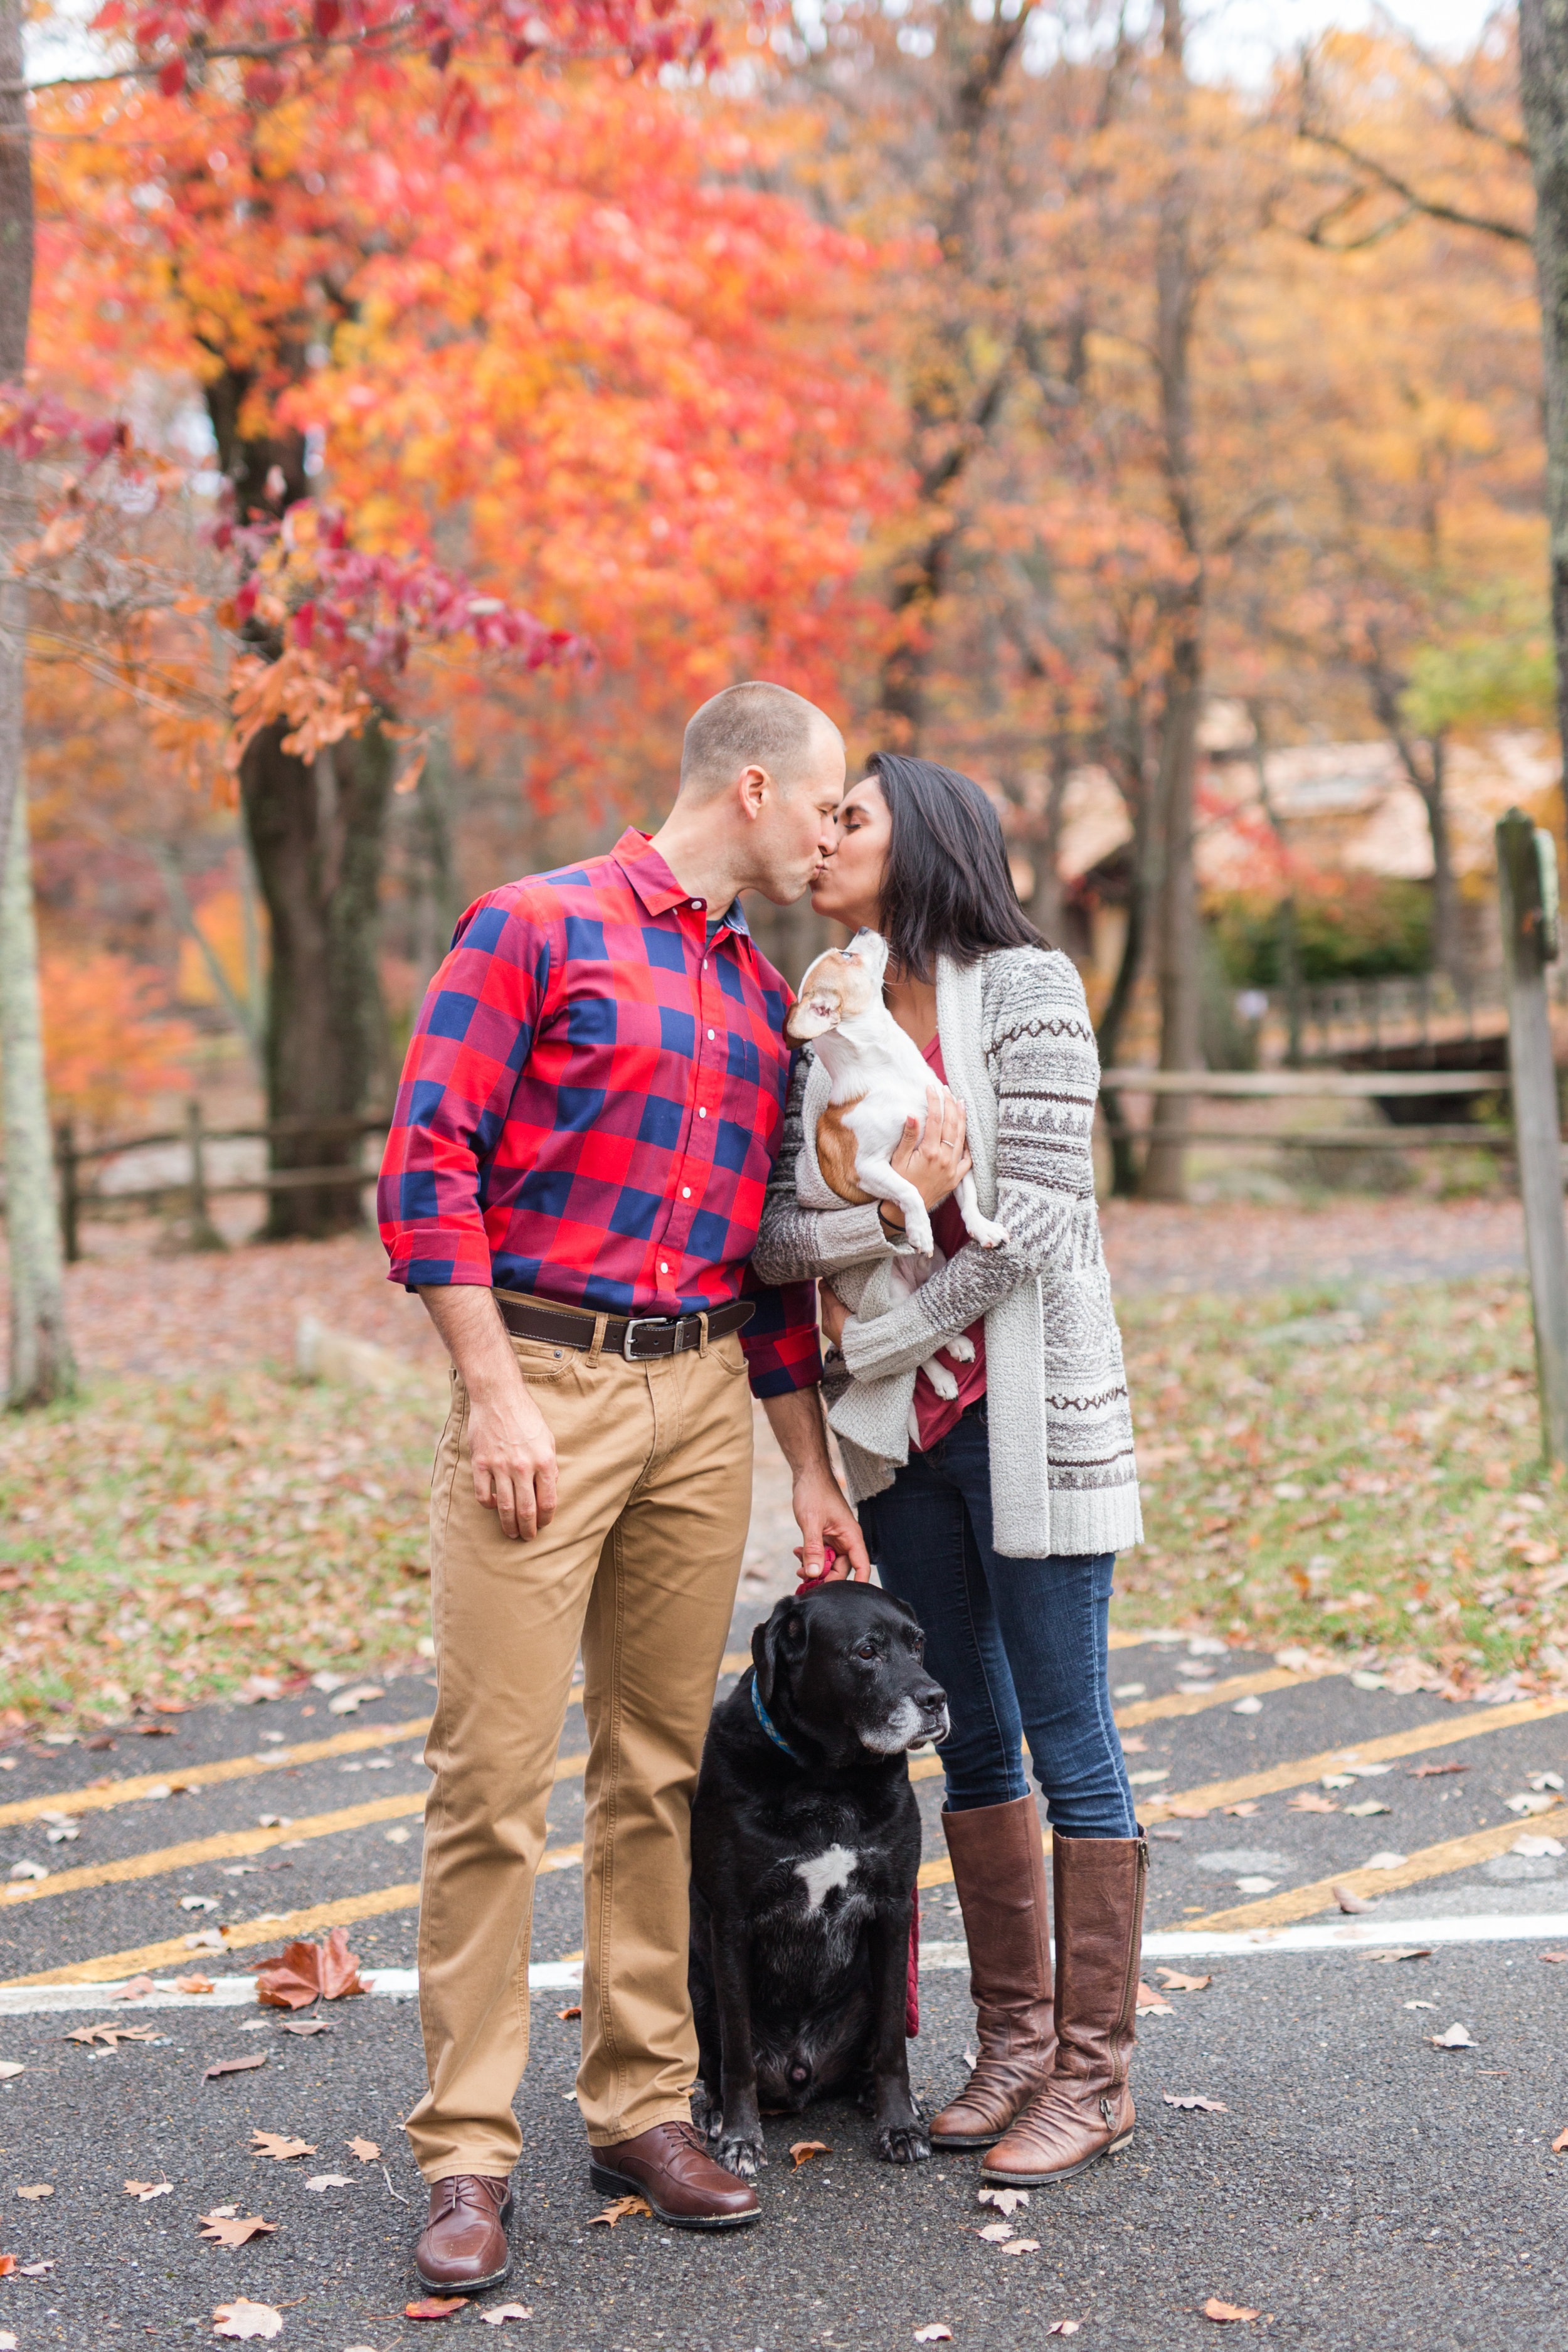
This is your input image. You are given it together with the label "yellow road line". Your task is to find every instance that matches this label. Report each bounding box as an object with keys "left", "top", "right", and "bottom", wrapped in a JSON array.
[
  {"left": 1187, "top": 1801, "right": 1562, "bottom": 1932},
  {"left": 1, "top": 1843, "right": 587, "bottom": 1988},
  {"left": 0, "top": 1793, "right": 428, "bottom": 1907},
  {"left": 0, "top": 1717, "right": 435, "bottom": 1829}
]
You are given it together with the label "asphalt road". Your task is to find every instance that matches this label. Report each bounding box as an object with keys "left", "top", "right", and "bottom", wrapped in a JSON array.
[{"left": 0, "top": 1628, "right": 1565, "bottom": 2352}]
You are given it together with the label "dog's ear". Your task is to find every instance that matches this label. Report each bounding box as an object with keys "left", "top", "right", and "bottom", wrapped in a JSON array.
[
  {"left": 886, "top": 1591, "right": 921, "bottom": 1626},
  {"left": 785, "top": 993, "right": 840, "bottom": 1044},
  {"left": 753, "top": 1597, "right": 809, "bottom": 1710}
]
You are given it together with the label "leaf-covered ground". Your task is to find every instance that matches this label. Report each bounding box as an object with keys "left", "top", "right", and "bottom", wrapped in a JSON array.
[{"left": 0, "top": 1222, "right": 1562, "bottom": 1724}]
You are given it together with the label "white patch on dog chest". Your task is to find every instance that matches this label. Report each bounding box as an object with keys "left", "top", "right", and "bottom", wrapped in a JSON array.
[{"left": 794, "top": 1844, "right": 859, "bottom": 1912}]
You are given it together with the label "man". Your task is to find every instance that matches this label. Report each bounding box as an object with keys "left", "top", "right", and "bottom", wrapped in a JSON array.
[{"left": 378, "top": 680, "right": 871, "bottom": 2292}]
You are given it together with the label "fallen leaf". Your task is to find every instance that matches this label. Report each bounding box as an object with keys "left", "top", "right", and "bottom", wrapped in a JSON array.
[
  {"left": 175, "top": 1976, "right": 215, "bottom": 1996},
  {"left": 1163, "top": 2094, "right": 1227, "bottom": 2113},
  {"left": 977, "top": 2186, "right": 1030, "bottom": 2215},
  {"left": 204, "top": 2054, "right": 268, "bottom": 2081},
  {"left": 1203, "top": 2299, "right": 1260, "bottom": 2323},
  {"left": 913, "top": 2330, "right": 953, "bottom": 2343},
  {"left": 304, "top": 2174, "right": 351, "bottom": 2191},
  {"left": 1047, "top": 2324, "right": 1082, "bottom": 2339},
  {"left": 256, "top": 1816, "right": 289, "bottom": 1830},
  {"left": 1157, "top": 1969, "right": 1212, "bottom": 1992},
  {"left": 1164, "top": 1801, "right": 1212, "bottom": 1820},
  {"left": 1512, "top": 1834, "right": 1565, "bottom": 1859},
  {"left": 280, "top": 2020, "right": 329, "bottom": 2038},
  {"left": 1403, "top": 2001, "right": 1438, "bottom": 2011},
  {"left": 1288, "top": 1793, "right": 1338, "bottom": 1813},
  {"left": 1320, "top": 1774, "right": 1357, "bottom": 1791},
  {"left": 1528, "top": 1771, "right": 1565, "bottom": 1793},
  {"left": 1136, "top": 1981, "right": 1174, "bottom": 2015},
  {"left": 15, "top": 2183, "right": 51, "bottom": 2198},
  {"left": 1552, "top": 2128, "right": 1568, "bottom": 2153},
  {"left": 253, "top": 1927, "right": 367, "bottom": 2011},
  {"left": 789, "top": 2141, "right": 830, "bottom": 2169},
  {"left": 6, "top": 1861, "right": 46, "bottom": 1881},
  {"left": 1222, "top": 1802, "right": 1259, "bottom": 1818},
  {"left": 406, "top": 2297, "right": 468, "bottom": 2319},
  {"left": 1542, "top": 1951, "right": 1568, "bottom": 1964},
  {"left": 1332, "top": 1883, "right": 1370, "bottom": 1915},
  {"left": 112, "top": 1975, "right": 156, "bottom": 2001},
  {"left": 1231, "top": 1697, "right": 1263, "bottom": 1716},
  {"left": 555, "top": 2005, "right": 582, "bottom": 2021},
  {"left": 181, "top": 1895, "right": 220, "bottom": 1914},
  {"left": 480, "top": 2307, "right": 535, "bottom": 2326},
  {"left": 186, "top": 1930, "right": 227, "bottom": 1952},
  {"left": 327, "top": 1684, "right": 384, "bottom": 1716},
  {"left": 1429, "top": 2023, "right": 1479, "bottom": 2049},
  {"left": 1506, "top": 1792, "right": 1555, "bottom": 1816},
  {"left": 1343, "top": 1799, "right": 1391, "bottom": 1818},
  {"left": 1409, "top": 1763, "right": 1468, "bottom": 1777},
  {"left": 199, "top": 2212, "right": 277, "bottom": 2248},
  {"left": 16, "top": 2261, "right": 50, "bottom": 2275},
  {"left": 0, "top": 2257, "right": 12, "bottom": 2279},
  {"left": 0, "top": 2063, "right": 23, "bottom": 2079},
  {"left": 347, "top": 2137, "right": 380, "bottom": 2162},
  {"left": 125, "top": 2180, "right": 174, "bottom": 2200},
  {"left": 1364, "top": 1853, "right": 1409, "bottom": 1872},
  {"left": 1363, "top": 1949, "right": 1432, "bottom": 1964},
  {"left": 978, "top": 2220, "right": 1014, "bottom": 2242},
  {"left": 250, "top": 2131, "right": 316, "bottom": 2161},
  {"left": 66, "top": 2022, "right": 161, "bottom": 2048},
  {"left": 588, "top": 2194, "right": 652, "bottom": 2227},
  {"left": 1000, "top": 2238, "right": 1039, "bottom": 2255},
  {"left": 213, "top": 2302, "right": 283, "bottom": 2341}
]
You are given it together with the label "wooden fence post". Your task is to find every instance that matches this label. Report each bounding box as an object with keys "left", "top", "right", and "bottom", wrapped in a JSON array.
[
  {"left": 186, "top": 1098, "right": 226, "bottom": 1253},
  {"left": 1496, "top": 808, "right": 1568, "bottom": 1463},
  {"left": 55, "top": 1117, "right": 78, "bottom": 1264}
]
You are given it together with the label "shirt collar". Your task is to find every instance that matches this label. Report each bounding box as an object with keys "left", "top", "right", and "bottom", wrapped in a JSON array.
[{"left": 611, "top": 828, "right": 750, "bottom": 943}]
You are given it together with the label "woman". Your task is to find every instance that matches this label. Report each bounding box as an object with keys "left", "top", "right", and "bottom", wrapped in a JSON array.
[{"left": 753, "top": 753, "right": 1144, "bottom": 2190}]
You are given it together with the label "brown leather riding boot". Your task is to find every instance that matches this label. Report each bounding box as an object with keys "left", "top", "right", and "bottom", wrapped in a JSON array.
[
  {"left": 982, "top": 1831, "right": 1147, "bottom": 2187},
  {"left": 929, "top": 1796, "right": 1056, "bottom": 2151},
  {"left": 414, "top": 2174, "right": 513, "bottom": 2292},
  {"left": 589, "top": 2119, "right": 761, "bottom": 2230}
]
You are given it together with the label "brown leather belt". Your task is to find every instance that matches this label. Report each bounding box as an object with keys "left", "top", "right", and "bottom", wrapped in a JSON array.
[{"left": 494, "top": 1290, "right": 755, "bottom": 1362}]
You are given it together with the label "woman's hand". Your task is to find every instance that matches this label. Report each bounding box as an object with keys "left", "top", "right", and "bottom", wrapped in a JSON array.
[
  {"left": 886, "top": 1083, "right": 972, "bottom": 1219},
  {"left": 818, "top": 1281, "right": 849, "bottom": 1350}
]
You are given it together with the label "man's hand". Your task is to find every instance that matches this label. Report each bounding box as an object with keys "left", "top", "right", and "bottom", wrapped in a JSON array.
[
  {"left": 418, "top": 1287, "right": 559, "bottom": 1542},
  {"left": 761, "top": 1387, "right": 872, "bottom": 1584},
  {"left": 884, "top": 1083, "right": 972, "bottom": 1226}
]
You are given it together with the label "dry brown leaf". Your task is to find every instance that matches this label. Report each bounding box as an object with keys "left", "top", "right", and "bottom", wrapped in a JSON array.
[
  {"left": 1163, "top": 1800, "right": 1212, "bottom": 1820},
  {"left": 198, "top": 2212, "right": 277, "bottom": 2249},
  {"left": 1046, "top": 2324, "right": 1082, "bottom": 2338},
  {"left": 0, "top": 2063, "right": 22, "bottom": 2080},
  {"left": 250, "top": 2131, "right": 316, "bottom": 2162},
  {"left": 999, "top": 2236, "right": 1039, "bottom": 2255},
  {"left": 480, "top": 2307, "right": 535, "bottom": 2326},
  {"left": 1163, "top": 2094, "right": 1227, "bottom": 2113},
  {"left": 555, "top": 2004, "right": 582, "bottom": 2021},
  {"left": 253, "top": 1927, "right": 366, "bottom": 2011},
  {"left": 1364, "top": 1948, "right": 1433, "bottom": 1964},
  {"left": 1331, "top": 1883, "right": 1370, "bottom": 1915},
  {"left": 111, "top": 1975, "right": 156, "bottom": 2002},
  {"left": 406, "top": 2296, "right": 469, "bottom": 2319},
  {"left": 1408, "top": 1762, "right": 1469, "bottom": 1777},
  {"left": 1288, "top": 1793, "right": 1339, "bottom": 1813},
  {"left": 1552, "top": 2127, "right": 1568, "bottom": 2153},
  {"left": 175, "top": 1976, "right": 215, "bottom": 1996},
  {"left": 913, "top": 2331, "right": 953, "bottom": 2344},
  {"left": 212, "top": 2302, "right": 283, "bottom": 2341},
  {"left": 280, "top": 2019, "right": 329, "bottom": 2037},
  {"left": 125, "top": 2180, "right": 174, "bottom": 2200},
  {"left": 15, "top": 2184, "right": 52, "bottom": 2199},
  {"left": 204, "top": 2054, "right": 268, "bottom": 2081},
  {"left": 347, "top": 2136, "right": 380, "bottom": 2163},
  {"left": 977, "top": 2220, "right": 1014, "bottom": 2242},
  {"left": 15, "top": 2263, "right": 51, "bottom": 2277},
  {"left": 1542, "top": 1951, "right": 1568, "bottom": 1964},
  {"left": 1202, "top": 2300, "right": 1260, "bottom": 2324},
  {"left": 1156, "top": 1969, "right": 1212, "bottom": 1993},
  {"left": 1135, "top": 1981, "right": 1174, "bottom": 2015},
  {"left": 789, "top": 2141, "right": 830, "bottom": 2169},
  {"left": 977, "top": 2186, "right": 1030, "bottom": 2215},
  {"left": 66, "top": 2022, "right": 161, "bottom": 2048},
  {"left": 1222, "top": 1802, "right": 1259, "bottom": 1818},
  {"left": 588, "top": 2194, "right": 652, "bottom": 2227}
]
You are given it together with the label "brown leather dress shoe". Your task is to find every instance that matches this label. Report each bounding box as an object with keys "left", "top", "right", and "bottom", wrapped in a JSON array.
[
  {"left": 415, "top": 2174, "right": 514, "bottom": 2292},
  {"left": 590, "top": 2119, "right": 761, "bottom": 2230}
]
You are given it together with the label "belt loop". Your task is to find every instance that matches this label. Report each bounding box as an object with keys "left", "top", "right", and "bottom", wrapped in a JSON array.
[
  {"left": 697, "top": 1311, "right": 710, "bottom": 1360},
  {"left": 587, "top": 1313, "right": 608, "bottom": 1367}
]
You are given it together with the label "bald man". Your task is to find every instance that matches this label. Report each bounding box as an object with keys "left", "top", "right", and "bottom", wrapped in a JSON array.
[{"left": 378, "top": 682, "right": 870, "bottom": 2289}]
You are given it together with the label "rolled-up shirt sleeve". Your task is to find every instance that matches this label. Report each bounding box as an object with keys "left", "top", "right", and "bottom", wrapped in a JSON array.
[
  {"left": 738, "top": 1259, "right": 824, "bottom": 1399},
  {"left": 377, "top": 893, "right": 552, "bottom": 1290}
]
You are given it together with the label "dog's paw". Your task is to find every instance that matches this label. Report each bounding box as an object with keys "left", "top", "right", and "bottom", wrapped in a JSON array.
[
  {"left": 903, "top": 1208, "right": 936, "bottom": 1258},
  {"left": 920, "top": 1355, "right": 959, "bottom": 1400},
  {"left": 968, "top": 1215, "right": 1009, "bottom": 1249},
  {"left": 716, "top": 2131, "right": 767, "bottom": 2179},
  {"left": 690, "top": 2087, "right": 722, "bottom": 2142},
  {"left": 941, "top": 1333, "right": 976, "bottom": 1364},
  {"left": 874, "top": 2121, "right": 931, "bottom": 2166}
]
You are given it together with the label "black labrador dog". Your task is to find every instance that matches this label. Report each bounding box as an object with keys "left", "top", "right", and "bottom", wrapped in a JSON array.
[{"left": 688, "top": 1581, "right": 949, "bottom": 2177}]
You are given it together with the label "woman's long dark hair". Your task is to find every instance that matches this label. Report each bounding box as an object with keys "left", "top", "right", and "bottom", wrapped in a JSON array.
[{"left": 867, "top": 752, "right": 1045, "bottom": 982}]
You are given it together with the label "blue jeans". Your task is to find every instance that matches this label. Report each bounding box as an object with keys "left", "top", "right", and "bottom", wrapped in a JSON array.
[{"left": 858, "top": 1407, "right": 1138, "bottom": 1838}]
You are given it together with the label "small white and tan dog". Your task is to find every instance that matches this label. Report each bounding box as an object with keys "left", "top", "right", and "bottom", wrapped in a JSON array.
[{"left": 785, "top": 931, "right": 1008, "bottom": 1421}]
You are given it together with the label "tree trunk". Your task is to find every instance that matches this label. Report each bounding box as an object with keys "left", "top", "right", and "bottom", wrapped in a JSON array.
[
  {"left": 1093, "top": 765, "right": 1157, "bottom": 1200},
  {"left": 0, "top": 0, "right": 34, "bottom": 904},
  {"left": 1414, "top": 740, "right": 1464, "bottom": 983},
  {"left": 241, "top": 721, "right": 394, "bottom": 1239},
  {"left": 1, "top": 781, "right": 74, "bottom": 1407},
  {"left": 1522, "top": 0, "right": 1568, "bottom": 844}
]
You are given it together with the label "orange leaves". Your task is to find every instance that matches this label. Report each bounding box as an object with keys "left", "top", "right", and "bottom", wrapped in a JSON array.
[
  {"left": 224, "top": 650, "right": 374, "bottom": 781},
  {"left": 253, "top": 1926, "right": 367, "bottom": 2010},
  {"left": 198, "top": 2210, "right": 276, "bottom": 2248}
]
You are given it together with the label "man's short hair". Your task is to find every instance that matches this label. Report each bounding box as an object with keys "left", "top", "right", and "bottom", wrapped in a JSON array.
[{"left": 680, "top": 681, "right": 839, "bottom": 800}]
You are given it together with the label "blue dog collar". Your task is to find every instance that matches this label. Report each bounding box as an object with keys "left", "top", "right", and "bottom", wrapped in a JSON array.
[{"left": 751, "top": 1675, "right": 805, "bottom": 1765}]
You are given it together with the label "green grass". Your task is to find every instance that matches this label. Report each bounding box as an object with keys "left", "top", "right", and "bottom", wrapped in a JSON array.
[{"left": 1116, "top": 1274, "right": 1568, "bottom": 1694}]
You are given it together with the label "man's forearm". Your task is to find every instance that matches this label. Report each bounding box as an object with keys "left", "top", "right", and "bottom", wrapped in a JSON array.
[
  {"left": 761, "top": 1384, "right": 836, "bottom": 1483},
  {"left": 418, "top": 1284, "right": 526, "bottom": 1399}
]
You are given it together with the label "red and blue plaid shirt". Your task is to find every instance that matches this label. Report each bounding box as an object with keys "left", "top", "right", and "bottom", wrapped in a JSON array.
[{"left": 378, "top": 828, "right": 822, "bottom": 1398}]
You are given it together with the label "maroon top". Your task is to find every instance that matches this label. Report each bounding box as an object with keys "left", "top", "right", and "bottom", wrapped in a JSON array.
[{"left": 909, "top": 1036, "right": 988, "bottom": 1453}]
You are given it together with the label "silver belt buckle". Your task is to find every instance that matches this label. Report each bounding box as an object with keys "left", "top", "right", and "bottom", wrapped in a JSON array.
[{"left": 622, "top": 1316, "right": 669, "bottom": 1360}]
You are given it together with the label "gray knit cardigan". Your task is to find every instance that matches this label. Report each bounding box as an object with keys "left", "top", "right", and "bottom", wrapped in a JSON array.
[{"left": 752, "top": 945, "right": 1143, "bottom": 1560}]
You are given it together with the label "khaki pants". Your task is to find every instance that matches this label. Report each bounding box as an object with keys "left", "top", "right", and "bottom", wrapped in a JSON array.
[{"left": 405, "top": 1321, "right": 754, "bottom": 2181}]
